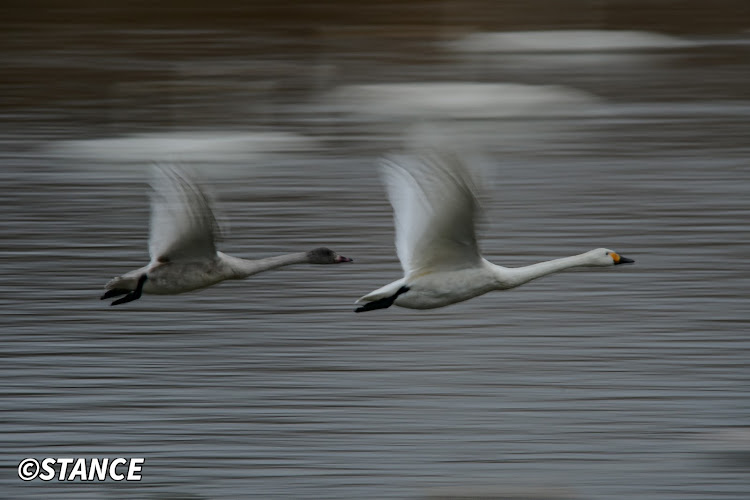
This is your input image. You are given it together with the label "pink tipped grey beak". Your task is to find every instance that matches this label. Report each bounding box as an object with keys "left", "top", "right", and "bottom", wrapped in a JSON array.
[{"left": 336, "top": 255, "right": 353, "bottom": 263}]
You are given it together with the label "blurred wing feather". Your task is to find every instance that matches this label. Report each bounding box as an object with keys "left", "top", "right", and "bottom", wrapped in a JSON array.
[
  {"left": 381, "top": 151, "right": 482, "bottom": 276},
  {"left": 148, "top": 165, "right": 221, "bottom": 263}
]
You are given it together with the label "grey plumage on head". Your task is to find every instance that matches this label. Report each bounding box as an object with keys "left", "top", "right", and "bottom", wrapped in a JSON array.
[
  {"left": 306, "top": 247, "right": 352, "bottom": 264},
  {"left": 307, "top": 247, "right": 337, "bottom": 263}
]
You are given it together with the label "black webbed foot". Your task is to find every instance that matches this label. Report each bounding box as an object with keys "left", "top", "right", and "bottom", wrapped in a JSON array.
[
  {"left": 355, "top": 286, "right": 410, "bottom": 313},
  {"left": 110, "top": 275, "right": 147, "bottom": 306},
  {"left": 101, "top": 288, "right": 129, "bottom": 300}
]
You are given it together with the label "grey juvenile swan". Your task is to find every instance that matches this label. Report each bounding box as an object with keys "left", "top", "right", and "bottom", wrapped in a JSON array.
[
  {"left": 355, "top": 150, "right": 634, "bottom": 312},
  {"left": 102, "top": 165, "right": 352, "bottom": 306}
]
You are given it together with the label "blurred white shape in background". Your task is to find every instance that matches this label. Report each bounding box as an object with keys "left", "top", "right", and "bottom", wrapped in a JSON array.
[
  {"left": 328, "top": 83, "right": 600, "bottom": 120},
  {"left": 449, "top": 30, "right": 695, "bottom": 53},
  {"left": 49, "top": 130, "right": 317, "bottom": 165}
]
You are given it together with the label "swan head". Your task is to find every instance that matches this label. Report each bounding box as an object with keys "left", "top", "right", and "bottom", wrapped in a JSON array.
[
  {"left": 306, "top": 247, "right": 353, "bottom": 264},
  {"left": 587, "top": 248, "right": 635, "bottom": 266}
]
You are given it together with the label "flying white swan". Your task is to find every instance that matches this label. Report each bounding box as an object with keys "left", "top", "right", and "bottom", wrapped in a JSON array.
[
  {"left": 101, "top": 165, "right": 352, "bottom": 306},
  {"left": 355, "top": 151, "right": 634, "bottom": 312}
]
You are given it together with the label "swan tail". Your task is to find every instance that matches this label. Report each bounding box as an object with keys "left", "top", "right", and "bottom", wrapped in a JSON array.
[
  {"left": 355, "top": 285, "right": 410, "bottom": 313},
  {"left": 102, "top": 274, "right": 148, "bottom": 305},
  {"left": 101, "top": 275, "right": 139, "bottom": 300},
  {"left": 355, "top": 279, "right": 410, "bottom": 312},
  {"left": 355, "top": 279, "right": 407, "bottom": 304},
  {"left": 103, "top": 276, "right": 138, "bottom": 293}
]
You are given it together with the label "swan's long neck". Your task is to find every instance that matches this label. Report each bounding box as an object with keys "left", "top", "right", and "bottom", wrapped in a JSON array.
[
  {"left": 495, "top": 252, "right": 593, "bottom": 289},
  {"left": 218, "top": 251, "right": 309, "bottom": 279}
]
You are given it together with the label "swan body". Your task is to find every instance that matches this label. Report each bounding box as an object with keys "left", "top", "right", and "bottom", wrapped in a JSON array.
[
  {"left": 355, "top": 151, "right": 633, "bottom": 312},
  {"left": 102, "top": 166, "right": 351, "bottom": 305}
]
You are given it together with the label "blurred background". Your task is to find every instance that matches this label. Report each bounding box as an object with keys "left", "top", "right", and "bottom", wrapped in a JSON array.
[{"left": 2, "top": 1, "right": 749, "bottom": 499}]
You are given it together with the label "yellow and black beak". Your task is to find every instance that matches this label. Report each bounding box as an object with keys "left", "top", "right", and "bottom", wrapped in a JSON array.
[{"left": 611, "top": 252, "right": 635, "bottom": 265}]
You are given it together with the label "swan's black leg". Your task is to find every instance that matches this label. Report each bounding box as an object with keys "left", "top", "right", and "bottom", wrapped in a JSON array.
[
  {"left": 101, "top": 288, "right": 130, "bottom": 300},
  {"left": 110, "top": 275, "right": 147, "bottom": 306},
  {"left": 355, "top": 286, "right": 410, "bottom": 313}
]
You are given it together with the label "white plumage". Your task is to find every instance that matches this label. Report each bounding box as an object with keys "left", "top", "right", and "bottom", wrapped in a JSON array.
[
  {"left": 356, "top": 151, "right": 634, "bottom": 312},
  {"left": 102, "top": 165, "right": 351, "bottom": 306}
]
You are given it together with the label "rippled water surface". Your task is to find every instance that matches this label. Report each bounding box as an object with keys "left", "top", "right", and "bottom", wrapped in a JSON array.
[{"left": 2, "top": 5, "right": 750, "bottom": 499}]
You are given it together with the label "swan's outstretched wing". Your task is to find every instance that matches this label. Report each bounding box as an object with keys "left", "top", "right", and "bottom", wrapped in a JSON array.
[
  {"left": 381, "top": 150, "right": 483, "bottom": 276},
  {"left": 148, "top": 165, "right": 222, "bottom": 263}
]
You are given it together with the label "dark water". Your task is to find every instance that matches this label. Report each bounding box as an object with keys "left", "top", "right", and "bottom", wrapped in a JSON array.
[{"left": 2, "top": 4, "right": 750, "bottom": 499}]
